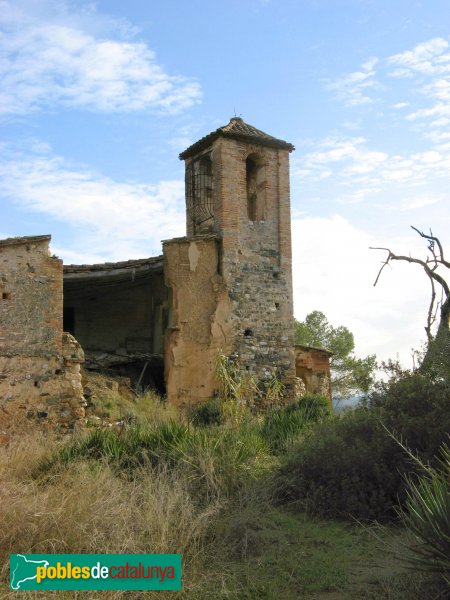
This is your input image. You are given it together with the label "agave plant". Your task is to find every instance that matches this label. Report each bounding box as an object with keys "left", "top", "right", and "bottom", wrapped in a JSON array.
[{"left": 397, "top": 442, "right": 450, "bottom": 587}]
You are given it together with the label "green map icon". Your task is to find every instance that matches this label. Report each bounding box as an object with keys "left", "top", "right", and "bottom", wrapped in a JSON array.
[{"left": 10, "top": 554, "right": 49, "bottom": 590}]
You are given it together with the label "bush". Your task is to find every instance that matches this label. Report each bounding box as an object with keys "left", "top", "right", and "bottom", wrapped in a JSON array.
[
  {"left": 189, "top": 398, "right": 223, "bottom": 427},
  {"left": 262, "top": 393, "right": 332, "bottom": 453},
  {"left": 274, "top": 408, "right": 411, "bottom": 521},
  {"left": 369, "top": 373, "right": 450, "bottom": 463},
  {"left": 274, "top": 374, "right": 450, "bottom": 522}
]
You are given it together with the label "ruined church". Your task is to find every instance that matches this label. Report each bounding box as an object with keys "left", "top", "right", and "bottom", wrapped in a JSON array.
[{"left": 0, "top": 118, "right": 331, "bottom": 430}]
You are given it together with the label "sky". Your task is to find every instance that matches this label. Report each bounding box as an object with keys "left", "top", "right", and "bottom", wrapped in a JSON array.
[{"left": 1, "top": 0, "right": 449, "bottom": 368}]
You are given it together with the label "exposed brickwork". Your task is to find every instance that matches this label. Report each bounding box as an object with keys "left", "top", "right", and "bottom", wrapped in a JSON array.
[
  {"left": 295, "top": 344, "right": 332, "bottom": 400},
  {"left": 215, "top": 138, "right": 295, "bottom": 389},
  {"left": 0, "top": 236, "right": 85, "bottom": 432}
]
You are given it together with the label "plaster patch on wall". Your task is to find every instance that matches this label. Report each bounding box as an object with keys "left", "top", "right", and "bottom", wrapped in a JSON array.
[{"left": 188, "top": 241, "right": 200, "bottom": 272}]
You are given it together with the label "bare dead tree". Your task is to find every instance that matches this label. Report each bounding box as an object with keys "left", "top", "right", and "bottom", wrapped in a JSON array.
[{"left": 371, "top": 226, "right": 450, "bottom": 374}]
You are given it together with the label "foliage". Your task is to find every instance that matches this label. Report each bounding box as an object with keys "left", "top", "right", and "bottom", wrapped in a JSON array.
[
  {"left": 262, "top": 393, "right": 332, "bottom": 453},
  {"left": 189, "top": 398, "right": 223, "bottom": 427},
  {"left": 275, "top": 370, "right": 450, "bottom": 522},
  {"left": 214, "top": 352, "right": 258, "bottom": 423},
  {"left": 40, "top": 419, "right": 270, "bottom": 500},
  {"left": 274, "top": 408, "right": 410, "bottom": 521},
  {"left": 396, "top": 442, "right": 450, "bottom": 587},
  {"left": 369, "top": 371, "right": 450, "bottom": 464},
  {"left": 294, "top": 310, "right": 377, "bottom": 399}
]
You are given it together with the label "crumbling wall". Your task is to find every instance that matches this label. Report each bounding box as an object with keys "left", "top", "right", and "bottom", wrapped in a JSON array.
[
  {"left": 0, "top": 236, "right": 85, "bottom": 432},
  {"left": 163, "top": 236, "right": 232, "bottom": 407},
  {"left": 295, "top": 344, "right": 332, "bottom": 400}
]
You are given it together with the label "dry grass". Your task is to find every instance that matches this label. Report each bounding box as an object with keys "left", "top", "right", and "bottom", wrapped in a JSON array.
[{"left": 0, "top": 431, "right": 224, "bottom": 599}]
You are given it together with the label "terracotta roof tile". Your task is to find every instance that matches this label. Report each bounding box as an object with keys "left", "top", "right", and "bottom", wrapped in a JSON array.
[{"left": 179, "top": 117, "right": 294, "bottom": 159}]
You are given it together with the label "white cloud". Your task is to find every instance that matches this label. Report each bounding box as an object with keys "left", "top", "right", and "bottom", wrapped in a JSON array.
[
  {"left": 0, "top": 1, "right": 202, "bottom": 114},
  {"left": 292, "top": 215, "right": 434, "bottom": 365},
  {"left": 387, "top": 38, "right": 450, "bottom": 77},
  {"left": 326, "top": 57, "right": 379, "bottom": 106},
  {"left": 0, "top": 144, "right": 186, "bottom": 260},
  {"left": 295, "top": 135, "right": 450, "bottom": 204}
]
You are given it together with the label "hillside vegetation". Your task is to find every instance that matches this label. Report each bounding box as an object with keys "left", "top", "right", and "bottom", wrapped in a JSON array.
[{"left": 0, "top": 365, "right": 449, "bottom": 599}]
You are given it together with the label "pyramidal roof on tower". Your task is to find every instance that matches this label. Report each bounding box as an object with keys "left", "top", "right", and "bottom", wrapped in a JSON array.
[{"left": 179, "top": 117, "right": 295, "bottom": 159}]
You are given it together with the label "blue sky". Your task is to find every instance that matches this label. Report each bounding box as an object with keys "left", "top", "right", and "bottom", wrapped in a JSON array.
[{"left": 1, "top": 0, "right": 449, "bottom": 366}]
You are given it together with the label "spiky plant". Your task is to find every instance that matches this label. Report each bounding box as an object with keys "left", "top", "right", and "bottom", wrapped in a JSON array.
[{"left": 397, "top": 442, "right": 450, "bottom": 587}]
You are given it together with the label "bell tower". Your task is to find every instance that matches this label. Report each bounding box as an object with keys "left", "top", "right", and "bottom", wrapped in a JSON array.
[{"left": 178, "top": 117, "right": 296, "bottom": 391}]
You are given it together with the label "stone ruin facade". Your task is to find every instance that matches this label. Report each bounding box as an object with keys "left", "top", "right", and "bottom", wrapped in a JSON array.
[
  {"left": 0, "top": 235, "right": 85, "bottom": 432},
  {"left": 0, "top": 118, "right": 331, "bottom": 431}
]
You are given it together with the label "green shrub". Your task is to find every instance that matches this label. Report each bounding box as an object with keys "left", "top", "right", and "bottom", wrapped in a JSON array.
[
  {"left": 370, "top": 373, "right": 450, "bottom": 464},
  {"left": 262, "top": 393, "right": 332, "bottom": 453},
  {"left": 274, "top": 374, "right": 450, "bottom": 522},
  {"left": 189, "top": 399, "right": 223, "bottom": 427},
  {"left": 274, "top": 408, "right": 410, "bottom": 521}
]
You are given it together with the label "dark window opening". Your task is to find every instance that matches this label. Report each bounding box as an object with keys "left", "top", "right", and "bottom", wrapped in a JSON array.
[
  {"left": 275, "top": 302, "right": 280, "bottom": 309},
  {"left": 2, "top": 292, "right": 12, "bottom": 300},
  {"left": 244, "top": 328, "right": 253, "bottom": 337},
  {"left": 246, "top": 157, "right": 257, "bottom": 221},
  {"left": 246, "top": 154, "right": 265, "bottom": 222},
  {"left": 63, "top": 306, "right": 75, "bottom": 335}
]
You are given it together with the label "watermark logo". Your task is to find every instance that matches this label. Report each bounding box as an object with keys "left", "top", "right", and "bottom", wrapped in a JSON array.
[{"left": 10, "top": 554, "right": 182, "bottom": 591}]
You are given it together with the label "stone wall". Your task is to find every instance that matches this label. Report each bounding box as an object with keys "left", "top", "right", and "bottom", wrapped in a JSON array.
[
  {"left": 0, "top": 235, "right": 62, "bottom": 355},
  {"left": 213, "top": 138, "right": 296, "bottom": 391},
  {"left": 0, "top": 236, "right": 85, "bottom": 432},
  {"left": 163, "top": 236, "right": 232, "bottom": 406}
]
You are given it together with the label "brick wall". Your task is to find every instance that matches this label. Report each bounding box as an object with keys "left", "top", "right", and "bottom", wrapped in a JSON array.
[
  {"left": 214, "top": 138, "right": 296, "bottom": 391},
  {"left": 295, "top": 345, "right": 332, "bottom": 400}
]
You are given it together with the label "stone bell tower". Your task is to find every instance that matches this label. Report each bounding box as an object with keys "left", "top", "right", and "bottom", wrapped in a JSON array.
[{"left": 163, "top": 117, "right": 296, "bottom": 405}]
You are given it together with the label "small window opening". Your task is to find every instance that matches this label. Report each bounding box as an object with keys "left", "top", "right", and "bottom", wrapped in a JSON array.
[
  {"left": 2, "top": 292, "right": 12, "bottom": 300},
  {"left": 246, "top": 157, "right": 257, "bottom": 221},
  {"left": 246, "top": 154, "right": 265, "bottom": 222},
  {"left": 244, "top": 328, "right": 253, "bottom": 337},
  {"left": 275, "top": 302, "right": 280, "bottom": 310}
]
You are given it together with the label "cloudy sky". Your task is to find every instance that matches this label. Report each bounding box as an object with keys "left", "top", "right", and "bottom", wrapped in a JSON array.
[{"left": 1, "top": 0, "right": 449, "bottom": 366}]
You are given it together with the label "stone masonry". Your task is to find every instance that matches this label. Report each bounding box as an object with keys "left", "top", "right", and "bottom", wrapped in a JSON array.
[{"left": 0, "top": 235, "right": 85, "bottom": 432}]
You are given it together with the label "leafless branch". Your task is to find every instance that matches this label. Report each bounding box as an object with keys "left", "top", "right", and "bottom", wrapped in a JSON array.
[
  {"left": 371, "top": 227, "right": 450, "bottom": 349},
  {"left": 410, "top": 225, "right": 450, "bottom": 269}
]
